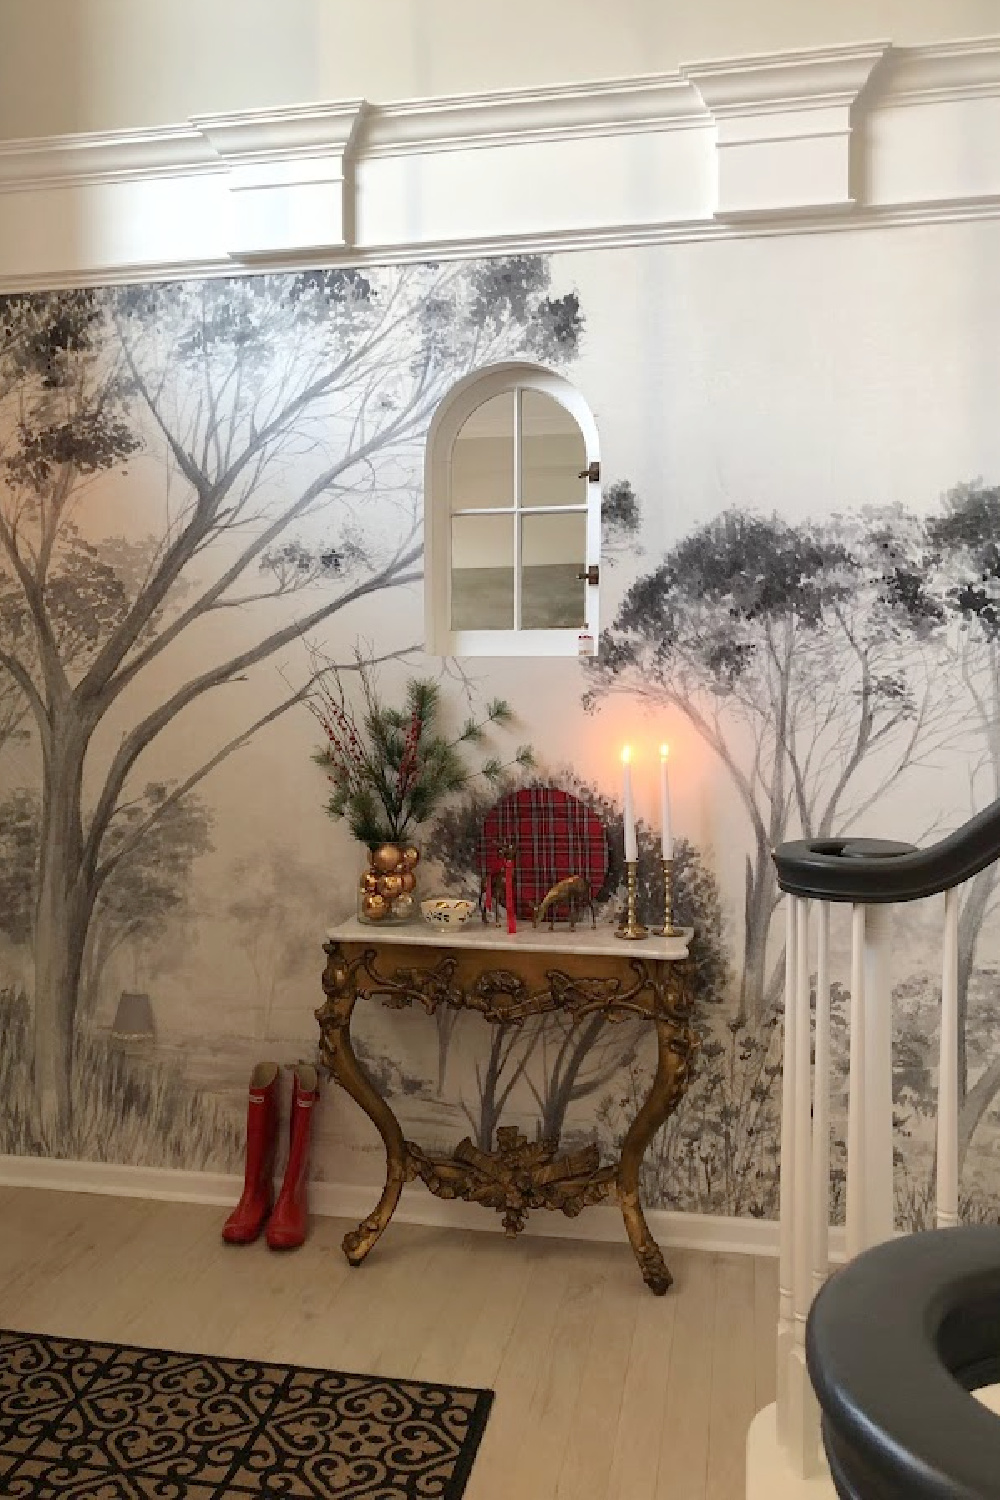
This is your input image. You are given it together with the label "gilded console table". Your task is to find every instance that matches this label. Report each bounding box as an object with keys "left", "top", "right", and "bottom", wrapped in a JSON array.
[{"left": 317, "top": 917, "right": 697, "bottom": 1294}]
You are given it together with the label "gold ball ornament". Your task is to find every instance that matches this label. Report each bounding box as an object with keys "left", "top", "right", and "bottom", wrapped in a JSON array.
[
  {"left": 361, "top": 871, "right": 381, "bottom": 895},
  {"left": 379, "top": 873, "right": 404, "bottom": 899},
  {"left": 401, "top": 846, "right": 420, "bottom": 869},
  {"left": 372, "top": 843, "right": 403, "bottom": 874},
  {"left": 400, "top": 870, "right": 416, "bottom": 893},
  {"left": 362, "top": 893, "right": 389, "bottom": 921},
  {"left": 393, "top": 892, "right": 415, "bottom": 919}
]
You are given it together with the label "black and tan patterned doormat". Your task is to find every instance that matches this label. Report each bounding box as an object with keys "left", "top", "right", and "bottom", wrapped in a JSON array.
[{"left": 0, "top": 1329, "right": 493, "bottom": 1498}]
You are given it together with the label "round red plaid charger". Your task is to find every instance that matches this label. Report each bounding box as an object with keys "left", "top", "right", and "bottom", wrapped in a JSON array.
[{"left": 478, "top": 787, "right": 609, "bottom": 920}]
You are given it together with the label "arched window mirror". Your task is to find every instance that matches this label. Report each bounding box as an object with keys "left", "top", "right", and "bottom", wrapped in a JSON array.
[{"left": 425, "top": 363, "right": 600, "bottom": 657}]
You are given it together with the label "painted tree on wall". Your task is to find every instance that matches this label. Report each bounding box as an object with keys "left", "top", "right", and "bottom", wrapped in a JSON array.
[
  {"left": 586, "top": 508, "right": 950, "bottom": 1021},
  {"left": 0, "top": 785, "right": 213, "bottom": 1020},
  {"left": 0, "top": 256, "right": 583, "bottom": 1145},
  {"left": 924, "top": 482, "right": 1000, "bottom": 1169},
  {"left": 225, "top": 845, "right": 327, "bottom": 1040},
  {"left": 79, "top": 789, "right": 214, "bottom": 1019}
]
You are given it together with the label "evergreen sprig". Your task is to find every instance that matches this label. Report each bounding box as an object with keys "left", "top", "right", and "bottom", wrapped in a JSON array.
[{"left": 310, "top": 663, "right": 533, "bottom": 846}]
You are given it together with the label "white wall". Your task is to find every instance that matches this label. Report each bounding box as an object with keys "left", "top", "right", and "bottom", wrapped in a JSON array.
[{"left": 3, "top": 0, "right": 1000, "bottom": 140}]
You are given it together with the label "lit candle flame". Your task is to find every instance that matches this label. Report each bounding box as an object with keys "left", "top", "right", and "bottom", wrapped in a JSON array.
[
  {"left": 659, "top": 743, "right": 669, "bottom": 760},
  {"left": 621, "top": 745, "right": 632, "bottom": 765}
]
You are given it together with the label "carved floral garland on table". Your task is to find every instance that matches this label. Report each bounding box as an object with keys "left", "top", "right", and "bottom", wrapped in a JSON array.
[{"left": 309, "top": 662, "right": 533, "bottom": 920}]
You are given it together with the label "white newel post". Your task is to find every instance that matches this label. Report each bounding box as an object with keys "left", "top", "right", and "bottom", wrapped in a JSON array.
[
  {"left": 936, "top": 885, "right": 960, "bottom": 1229},
  {"left": 846, "top": 904, "right": 867, "bottom": 1258},
  {"left": 776, "top": 895, "right": 798, "bottom": 1448},
  {"left": 862, "top": 904, "right": 895, "bottom": 1247}
]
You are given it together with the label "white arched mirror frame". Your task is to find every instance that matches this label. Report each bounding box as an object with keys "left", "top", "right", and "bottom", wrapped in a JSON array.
[{"left": 424, "top": 362, "right": 601, "bottom": 658}]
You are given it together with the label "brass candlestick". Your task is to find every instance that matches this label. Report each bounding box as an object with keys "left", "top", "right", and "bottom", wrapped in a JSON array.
[
  {"left": 616, "top": 860, "right": 648, "bottom": 940},
  {"left": 655, "top": 856, "right": 682, "bottom": 937}
]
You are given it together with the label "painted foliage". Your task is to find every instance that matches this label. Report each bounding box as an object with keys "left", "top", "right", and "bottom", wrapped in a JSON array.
[{"left": 1, "top": 247, "right": 999, "bottom": 1227}]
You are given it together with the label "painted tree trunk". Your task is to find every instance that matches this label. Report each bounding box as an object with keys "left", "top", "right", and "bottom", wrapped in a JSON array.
[
  {"left": 32, "top": 724, "right": 90, "bottom": 1148},
  {"left": 956, "top": 863, "right": 997, "bottom": 1103},
  {"left": 538, "top": 1019, "right": 603, "bottom": 1144},
  {"left": 740, "top": 838, "right": 777, "bottom": 1023},
  {"left": 435, "top": 1009, "right": 459, "bottom": 1097},
  {"left": 959, "top": 1053, "right": 1000, "bottom": 1175},
  {"left": 473, "top": 1030, "right": 507, "bottom": 1152}
]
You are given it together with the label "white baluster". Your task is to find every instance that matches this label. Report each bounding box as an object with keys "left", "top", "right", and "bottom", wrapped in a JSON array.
[
  {"left": 776, "top": 895, "right": 797, "bottom": 1449},
  {"left": 788, "top": 896, "right": 821, "bottom": 1475},
  {"left": 937, "top": 885, "right": 960, "bottom": 1229},
  {"left": 812, "top": 901, "right": 831, "bottom": 1296},
  {"left": 846, "top": 903, "right": 866, "bottom": 1259},
  {"left": 863, "top": 903, "right": 895, "bottom": 1247},
  {"left": 792, "top": 897, "right": 813, "bottom": 1336}
]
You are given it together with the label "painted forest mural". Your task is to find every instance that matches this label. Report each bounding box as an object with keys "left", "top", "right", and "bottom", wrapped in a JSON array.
[{"left": 2, "top": 245, "right": 1000, "bottom": 1228}]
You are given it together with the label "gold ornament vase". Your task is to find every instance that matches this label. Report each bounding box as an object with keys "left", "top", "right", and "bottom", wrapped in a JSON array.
[{"left": 358, "top": 842, "right": 421, "bottom": 925}]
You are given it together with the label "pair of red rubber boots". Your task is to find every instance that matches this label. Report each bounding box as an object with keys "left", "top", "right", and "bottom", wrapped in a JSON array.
[{"left": 222, "top": 1062, "right": 319, "bottom": 1250}]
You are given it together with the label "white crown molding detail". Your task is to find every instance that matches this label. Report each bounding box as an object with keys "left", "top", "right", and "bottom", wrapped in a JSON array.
[
  {"left": 191, "top": 100, "right": 369, "bottom": 164},
  {"left": 1, "top": 36, "right": 1000, "bottom": 284},
  {"left": 682, "top": 41, "right": 891, "bottom": 217},
  {"left": 0, "top": 124, "right": 217, "bottom": 191},
  {"left": 362, "top": 74, "right": 708, "bottom": 157},
  {"left": 877, "top": 35, "right": 1000, "bottom": 106},
  {"left": 681, "top": 41, "right": 892, "bottom": 115},
  {"left": 191, "top": 99, "right": 368, "bottom": 257}
]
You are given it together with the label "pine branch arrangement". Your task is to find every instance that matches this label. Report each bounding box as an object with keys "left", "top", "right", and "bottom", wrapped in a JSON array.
[{"left": 310, "top": 662, "right": 534, "bottom": 846}]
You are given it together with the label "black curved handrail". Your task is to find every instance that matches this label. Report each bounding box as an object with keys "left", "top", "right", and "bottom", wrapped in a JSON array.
[
  {"left": 807, "top": 1227, "right": 1000, "bottom": 1500},
  {"left": 772, "top": 795, "right": 1000, "bottom": 903}
]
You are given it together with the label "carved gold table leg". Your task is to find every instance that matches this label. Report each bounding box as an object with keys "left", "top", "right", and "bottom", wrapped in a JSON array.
[
  {"left": 317, "top": 942, "right": 407, "bottom": 1267},
  {"left": 617, "top": 1009, "right": 696, "bottom": 1295}
]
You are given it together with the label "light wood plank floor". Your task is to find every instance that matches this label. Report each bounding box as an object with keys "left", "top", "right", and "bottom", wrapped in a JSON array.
[{"left": 0, "top": 1187, "right": 777, "bottom": 1499}]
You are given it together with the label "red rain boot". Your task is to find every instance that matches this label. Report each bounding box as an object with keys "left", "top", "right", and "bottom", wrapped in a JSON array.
[
  {"left": 222, "top": 1062, "right": 280, "bottom": 1244},
  {"left": 266, "top": 1064, "right": 319, "bottom": 1250}
]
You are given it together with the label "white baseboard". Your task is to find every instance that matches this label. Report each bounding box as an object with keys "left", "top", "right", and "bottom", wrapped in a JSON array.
[{"left": 0, "top": 1153, "right": 847, "bottom": 1261}]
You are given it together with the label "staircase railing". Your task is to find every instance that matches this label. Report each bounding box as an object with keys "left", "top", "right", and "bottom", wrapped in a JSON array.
[
  {"left": 806, "top": 1225, "right": 1000, "bottom": 1499},
  {"left": 756, "top": 804, "right": 1000, "bottom": 1491}
]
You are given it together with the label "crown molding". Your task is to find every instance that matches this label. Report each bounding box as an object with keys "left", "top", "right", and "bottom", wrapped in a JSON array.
[
  {"left": 1, "top": 36, "right": 1000, "bottom": 282},
  {"left": 191, "top": 99, "right": 368, "bottom": 258},
  {"left": 362, "top": 74, "right": 708, "bottom": 157},
  {"left": 0, "top": 123, "right": 216, "bottom": 191},
  {"left": 681, "top": 40, "right": 892, "bottom": 115},
  {"left": 191, "top": 98, "right": 368, "bottom": 165},
  {"left": 683, "top": 41, "right": 892, "bottom": 218},
  {"left": 877, "top": 35, "right": 1000, "bottom": 106}
]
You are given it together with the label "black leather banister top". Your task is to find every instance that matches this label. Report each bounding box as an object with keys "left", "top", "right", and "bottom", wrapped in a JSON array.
[
  {"left": 807, "top": 1226, "right": 1000, "bottom": 1500},
  {"left": 772, "top": 796, "right": 1000, "bottom": 903}
]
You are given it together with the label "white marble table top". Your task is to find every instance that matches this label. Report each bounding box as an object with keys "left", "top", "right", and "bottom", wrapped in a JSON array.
[{"left": 327, "top": 914, "right": 692, "bottom": 962}]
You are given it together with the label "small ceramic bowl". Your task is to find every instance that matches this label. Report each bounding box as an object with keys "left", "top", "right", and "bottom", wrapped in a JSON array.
[{"left": 420, "top": 896, "right": 477, "bottom": 929}]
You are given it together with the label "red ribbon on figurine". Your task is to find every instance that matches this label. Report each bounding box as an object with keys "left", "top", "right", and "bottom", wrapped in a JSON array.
[{"left": 504, "top": 858, "right": 516, "bottom": 934}]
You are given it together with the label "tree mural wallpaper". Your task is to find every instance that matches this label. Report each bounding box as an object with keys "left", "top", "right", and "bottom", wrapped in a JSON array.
[
  {"left": 1, "top": 246, "right": 999, "bottom": 1229},
  {"left": 0, "top": 258, "right": 582, "bottom": 1161}
]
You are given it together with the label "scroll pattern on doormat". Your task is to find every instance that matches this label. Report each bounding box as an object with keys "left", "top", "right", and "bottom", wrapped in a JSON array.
[{"left": 0, "top": 1328, "right": 493, "bottom": 1497}]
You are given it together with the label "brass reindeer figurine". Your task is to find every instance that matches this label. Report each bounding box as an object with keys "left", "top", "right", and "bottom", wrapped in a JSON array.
[
  {"left": 532, "top": 874, "right": 596, "bottom": 932},
  {"left": 481, "top": 839, "right": 517, "bottom": 926}
]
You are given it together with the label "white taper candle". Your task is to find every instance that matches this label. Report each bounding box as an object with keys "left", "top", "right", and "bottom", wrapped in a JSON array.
[
  {"left": 622, "top": 746, "right": 638, "bottom": 861},
  {"left": 659, "top": 743, "right": 673, "bottom": 859}
]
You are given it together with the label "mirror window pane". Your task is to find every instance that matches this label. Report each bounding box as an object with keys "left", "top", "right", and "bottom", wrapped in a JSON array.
[
  {"left": 451, "top": 513, "right": 515, "bottom": 629},
  {"left": 451, "top": 393, "right": 514, "bottom": 510},
  {"left": 520, "top": 511, "right": 587, "bottom": 629},
  {"left": 520, "top": 389, "right": 587, "bottom": 508}
]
